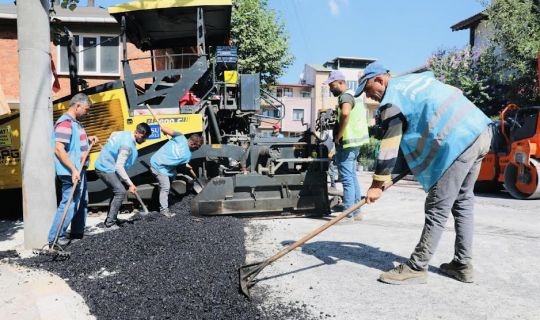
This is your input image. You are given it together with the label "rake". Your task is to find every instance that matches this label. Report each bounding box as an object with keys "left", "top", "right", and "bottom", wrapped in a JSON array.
[
  {"left": 239, "top": 171, "right": 409, "bottom": 299},
  {"left": 34, "top": 141, "right": 95, "bottom": 259}
]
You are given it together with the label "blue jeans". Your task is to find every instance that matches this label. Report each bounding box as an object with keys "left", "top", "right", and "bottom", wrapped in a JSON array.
[
  {"left": 336, "top": 145, "right": 361, "bottom": 216},
  {"left": 47, "top": 170, "right": 88, "bottom": 242}
]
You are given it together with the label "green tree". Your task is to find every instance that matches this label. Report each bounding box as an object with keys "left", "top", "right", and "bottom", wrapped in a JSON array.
[
  {"left": 485, "top": 0, "right": 540, "bottom": 106},
  {"left": 231, "top": 0, "right": 294, "bottom": 85}
]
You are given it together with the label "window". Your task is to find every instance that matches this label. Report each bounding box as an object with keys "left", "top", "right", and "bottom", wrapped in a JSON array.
[
  {"left": 277, "top": 87, "right": 293, "bottom": 98},
  {"left": 58, "top": 35, "right": 120, "bottom": 75},
  {"left": 292, "top": 109, "right": 304, "bottom": 121},
  {"left": 283, "top": 87, "right": 293, "bottom": 97},
  {"left": 301, "top": 91, "right": 311, "bottom": 98},
  {"left": 262, "top": 108, "right": 279, "bottom": 117},
  {"left": 346, "top": 80, "right": 358, "bottom": 91}
]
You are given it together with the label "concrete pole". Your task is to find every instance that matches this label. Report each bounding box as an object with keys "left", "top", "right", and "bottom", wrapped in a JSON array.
[{"left": 17, "top": 0, "right": 57, "bottom": 249}]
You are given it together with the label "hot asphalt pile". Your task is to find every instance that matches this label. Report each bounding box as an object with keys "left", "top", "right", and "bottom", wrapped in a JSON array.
[{"left": 18, "top": 196, "right": 313, "bottom": 320}]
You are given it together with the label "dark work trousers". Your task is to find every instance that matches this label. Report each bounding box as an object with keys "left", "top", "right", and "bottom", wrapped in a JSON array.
[
  {"left": 408, "top": 127, "right": 492, "bottom": 270},
  {"left": 96, "top": 170, "right": 126, "bottom": 223}
]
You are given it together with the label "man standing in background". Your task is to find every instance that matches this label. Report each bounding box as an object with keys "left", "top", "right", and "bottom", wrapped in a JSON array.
[{"left": 324, "top": 70, "right": 370, "bottom": 220}]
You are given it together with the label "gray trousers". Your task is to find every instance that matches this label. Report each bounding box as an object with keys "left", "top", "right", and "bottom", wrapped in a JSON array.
[
  {"left": 96, "top": 170, "right": 126, "bottom": 223},
  {"left": 151, "top": 168, "right": 173, "bottom": 211},
  {"left": 408, "top": 127, "right": 492, "bottom": 270}
]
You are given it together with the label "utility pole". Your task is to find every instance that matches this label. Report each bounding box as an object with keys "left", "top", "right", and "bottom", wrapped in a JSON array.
[{"left": 17, "top": 0, "right": 57, "bottom": 249}]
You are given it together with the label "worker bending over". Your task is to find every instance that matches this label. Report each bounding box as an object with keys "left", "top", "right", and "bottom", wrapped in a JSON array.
[
  {"left": 94, "top": 123, "right": 152, "bottom": 228},
  {"left": 150, "top": 126, "right": 203, "bottom": 217},
  {"left": 355, "top": 62, "right": 492, "bottom": 284}
]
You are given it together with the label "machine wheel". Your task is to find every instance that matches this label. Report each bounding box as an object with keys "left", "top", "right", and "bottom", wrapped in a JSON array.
[{"left": 503, "top": 158, "right": 540, "bottom": 199}]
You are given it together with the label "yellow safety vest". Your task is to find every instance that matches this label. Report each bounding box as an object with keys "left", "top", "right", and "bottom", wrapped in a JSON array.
[{"left": 337, "top": 89, "right": 369, "bottom": 148}]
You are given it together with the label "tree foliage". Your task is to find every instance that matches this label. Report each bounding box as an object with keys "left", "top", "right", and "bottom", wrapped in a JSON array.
[
  {"left": 429, "top": 47, "right": 503, "bottom": 116},
  {"left": 485, "top": 0, "right": 540, "bottom": 106},
  {"left": 231, "top": 0, "right": 294, "bottom": 85},
  {"left": 429, "top": 0, "right": 540, "bottom": 116}
]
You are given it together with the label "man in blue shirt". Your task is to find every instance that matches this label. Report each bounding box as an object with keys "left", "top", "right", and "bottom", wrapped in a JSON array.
[
  {"left": 150, "top": 126, "right": 203, "bottom": 217},
  {"left": 94, "top": 123, "right": 151, "bottom": 227}
]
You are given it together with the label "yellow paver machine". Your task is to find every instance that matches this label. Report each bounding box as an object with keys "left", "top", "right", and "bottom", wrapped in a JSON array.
[{"left": 1, "top": 0, "right": 334, "bottom": 217}]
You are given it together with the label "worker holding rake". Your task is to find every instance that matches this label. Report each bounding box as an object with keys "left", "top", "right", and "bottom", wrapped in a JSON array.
[
  {"left": 355, "top": 62, "right": 492, "bottom": 284},
  {"left": 47, "top": 93, "right": 99, "bottom": 247}
]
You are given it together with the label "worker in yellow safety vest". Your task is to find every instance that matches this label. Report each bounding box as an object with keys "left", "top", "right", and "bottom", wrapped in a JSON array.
[{"left": 324, "top": 70, "right": 369, "bottom": 220}]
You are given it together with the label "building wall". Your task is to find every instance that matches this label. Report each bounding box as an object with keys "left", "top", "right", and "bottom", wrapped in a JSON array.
[
  {"left": 0, "top": 28, "right": 19, "bottom": 103},
  {"left": 259, "top": 85, "right": 311, "bottom": 135},
  {"left": 280, "top": 96, "right": 310, "bottom": 133},
  {"left": 473, "top": 20, "right": 493, "bottom": 51},
  {"left": 0, "top": 22, "right": 152, "bottom": 102}
]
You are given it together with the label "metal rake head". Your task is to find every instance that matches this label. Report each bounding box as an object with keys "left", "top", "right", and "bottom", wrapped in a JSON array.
[{"left": 33, "top": 243, "right": 71, "bottom": 260}]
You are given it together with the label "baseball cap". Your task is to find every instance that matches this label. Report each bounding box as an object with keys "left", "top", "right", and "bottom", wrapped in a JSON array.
[
  {"left": 354, "top": 62, "right": 389, "bottom": 97},
  {"left": 323, "top": 70, "right": 346, "bottom": 85},
  {"left": 272, "top": 123, "right": 281, "bottom": 130}
]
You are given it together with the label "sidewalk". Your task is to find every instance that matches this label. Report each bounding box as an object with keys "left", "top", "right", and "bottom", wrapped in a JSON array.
[{"left": 0, "top": 211, "right": 114, "bottom": 320}]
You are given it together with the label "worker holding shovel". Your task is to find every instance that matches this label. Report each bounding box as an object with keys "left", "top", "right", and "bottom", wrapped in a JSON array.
[
  {"left": 355, "top": 62, "right": 492, "bottom": 284},
  {"left": 47, "top": 93, "right": 99, "bottom": 247},
  {"left": 150, "top": 125, "right": 203, "bottom": 217},
  {"left": 94, "top": 123, "right": 152, "bottom": 228}
]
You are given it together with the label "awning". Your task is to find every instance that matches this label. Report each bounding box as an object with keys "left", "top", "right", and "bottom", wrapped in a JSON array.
[{"left": 108, "top": 0, "right": 232, "bottom": 50}]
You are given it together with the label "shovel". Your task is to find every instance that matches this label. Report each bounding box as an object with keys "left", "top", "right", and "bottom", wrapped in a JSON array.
[
  {"left": 130, "top": 190, "right": 159, "bottom": 221},
  {"left": 239, "top": 171, "right": 409, "bottom": 299},
  {"left": 188, "top": 168, "right": 204, "bottom": 194}
]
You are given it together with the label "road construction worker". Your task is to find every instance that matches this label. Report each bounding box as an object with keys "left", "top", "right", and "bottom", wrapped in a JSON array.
[
  {"left": 94, "top": 123, "right": 152, "bottom": 228},
  {"left": 355, "top": 62, "right": 492, "bottom": 284},
  {"left": 150, "top": 126, "right": 203, "bottom": 217},
  {"left": 324, "top": 70, "right": 369, "bottom": 220},
  {"left": 48, "top": 93, "right": 99, "bottom": 247},
  {"left": 272, "top": 122, "right": 284, "bottom": 138}
]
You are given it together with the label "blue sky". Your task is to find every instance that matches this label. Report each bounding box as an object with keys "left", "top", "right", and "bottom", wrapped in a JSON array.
[
  {"left": 268, "top": 0, "right": 485, "bottom": 83},
  {"left": 3, "top": 0, "right": 486, "bottom": 83}
]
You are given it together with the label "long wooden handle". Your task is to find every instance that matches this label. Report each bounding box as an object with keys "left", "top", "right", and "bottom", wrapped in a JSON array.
[
  {"left": 268, "top": 171, "right": 410, "bottom": 264},
  {"left": 145, "top": 104, "right": 160, "bottom": 125},
  {"left": 51, "top": 141, "right": 96, "bottom": 245},
  {"left": 134, "top": 191, "right": 149, "bottom": 214}
]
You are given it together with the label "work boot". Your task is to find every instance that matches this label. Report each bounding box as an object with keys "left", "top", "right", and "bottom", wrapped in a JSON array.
[
  {"left": 67, "top": 232, "right": 84, "bottom": 240},
  {"left": 379, "top": 263, "right": 428, "bottom": 285},
  {"left": 49, "top": 237, "right": 71, "bottom": 249},
  {"left": 104, "top": 218, "right": 117, "bottom": 228},
  {"left": 439, "top": 260, "right": 474, "bottom": 283},
  {"left": 160, "top": 208, "right": 175, "bottom": 218}
]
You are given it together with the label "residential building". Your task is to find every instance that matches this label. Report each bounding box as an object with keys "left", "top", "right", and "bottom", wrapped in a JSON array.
[
  {"left": 259, "top": 83, "right": 312, "bottom": 137},
  {"left": 0, "top": 3, "right": 152, "bottom": 108},
  {"left": 450, "top": 12, "right": 489, "bottom": 50}
]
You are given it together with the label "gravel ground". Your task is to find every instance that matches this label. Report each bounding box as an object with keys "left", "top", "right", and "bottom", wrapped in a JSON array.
[{"left": 16, "top": 195, "right": 313, "bottom": 320}]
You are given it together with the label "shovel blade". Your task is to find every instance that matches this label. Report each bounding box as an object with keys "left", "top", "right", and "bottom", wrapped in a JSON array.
[{"left": 193, "top": 180, "right": 204, "bottom": 194}]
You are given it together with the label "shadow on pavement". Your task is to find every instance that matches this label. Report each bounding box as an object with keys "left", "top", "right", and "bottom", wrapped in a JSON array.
[
  {"left": 255, "top": 240, "right": 441, "bottom": 283},
  {"left": 292, "top": 240, "right": 407, "bottom": 271},
  {"left": 0, "top": 219, "right": 23, "bottom": 245}
]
